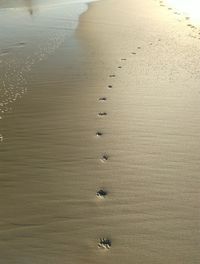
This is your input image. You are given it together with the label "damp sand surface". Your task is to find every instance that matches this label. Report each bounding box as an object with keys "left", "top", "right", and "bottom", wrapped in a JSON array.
[{"left": 0, "top": 0, "right": 200, "bottom": 263}]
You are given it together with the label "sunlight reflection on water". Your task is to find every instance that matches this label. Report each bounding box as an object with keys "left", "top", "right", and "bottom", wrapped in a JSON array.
[{"left": 0, "top": 0, "right": 96, "bottom": 116}]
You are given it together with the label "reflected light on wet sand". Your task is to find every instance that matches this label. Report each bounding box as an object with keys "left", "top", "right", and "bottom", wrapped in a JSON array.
[{"left": 166, "top": 0, "right": 200, "bottom": 23}]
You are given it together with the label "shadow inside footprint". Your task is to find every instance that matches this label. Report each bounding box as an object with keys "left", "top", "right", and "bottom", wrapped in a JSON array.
[
  {"left": 99, "top": 97, "right": 107, "bottom": 101},
  {"left": 98, "top": 238, "right": 111, "bottom": 249},
  {"left": 96, "top": 189, "right": 107, "bottom": 198},
  {"left": 96, "top": 131, "right": 103, "bottom": 137},
  {"left": 118, "top": 66, "right": 122, "bottom": 68},
  {"left": 109, "top": 74, "right": 116, "bottom": 78},
  {"left": 98, "top": 112, "right": 107, "bottom": 116},
  {"left": 121, "top": 58, "right": 126, "bottom": 61},
  {"left": 108, "top": 85, "right": 112, "bottom": 89},
  {"left": 101, "top": 154, "right": 109, "bottom": 162}
]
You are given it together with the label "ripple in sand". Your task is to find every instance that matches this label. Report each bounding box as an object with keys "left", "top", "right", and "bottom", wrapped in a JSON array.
[
  {"left": 13, "top": 42, "right": 26, "bottom": 48},
  {"left": 96, "top": 189, "right": 107, "bottom": 198},
  {"left": 0, "top": 49, "right": 9, "bottom": 56},
  {"left": 98, "top": 238, "right": 111, "bottom": 249}
]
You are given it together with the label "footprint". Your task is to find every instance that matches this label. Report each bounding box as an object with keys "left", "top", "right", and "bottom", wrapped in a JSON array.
[
  {"left": 131, "top": 52, "right": 136, "bottom": 55},
  {"left": 99, "top": 97, "right": 107, "bottom": 101},
  {"left": 121, "top": 58, "right": 126, "bottom": 61},
  {"left": 109, "top": 74, "right": 116, "bottom": 78},
  {"left": 137, "top": 47, "right": 141, "bottom": 49},
  {"left": 108, "top": 85, "right": 112, "bottom": 89},
  {"left": 100, "top": 154, "right": 109, "bottom": 162},
  {"left": 98, "top": 112, "right": 107, "bottom": 116},
  {"left": 96, "top": 131, "right": 103, "bottom": 137},
  {"left": 98, "top": 238, "right": 111, "bottom": 249},
  {"left": 96, "top": 189, "right": 107, "bottom": 198},
  {"left": 118, "top": 66, "right": 122, "bottom": 69}
]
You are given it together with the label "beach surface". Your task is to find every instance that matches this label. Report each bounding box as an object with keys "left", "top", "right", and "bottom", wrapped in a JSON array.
[{"left": 0, "top": 0, "right": 200, "bottom": 263}]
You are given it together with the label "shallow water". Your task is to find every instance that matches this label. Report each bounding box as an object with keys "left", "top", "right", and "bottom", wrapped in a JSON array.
[
  {"left": 0, "top": 1, "right": 99, "bottom": 263},
  {"left": 0, "top": 0, "right": 200, "bottom": 263},
  {"left": 0, "top": 0, "right": 92, "bottom": 115}
]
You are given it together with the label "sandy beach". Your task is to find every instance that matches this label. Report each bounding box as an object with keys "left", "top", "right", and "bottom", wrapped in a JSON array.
[{"left": 0, "top": 0, "right": 200, "bottom": 263}]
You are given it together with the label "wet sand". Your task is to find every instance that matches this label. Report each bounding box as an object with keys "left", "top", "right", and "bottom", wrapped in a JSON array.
[{"left": 0, "top": 0, "right": 200, "bottom": 263}]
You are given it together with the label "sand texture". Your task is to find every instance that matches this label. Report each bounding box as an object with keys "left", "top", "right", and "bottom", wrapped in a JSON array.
[{"left": 0, "top": 0, "right": 200, "bottom": 263}]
